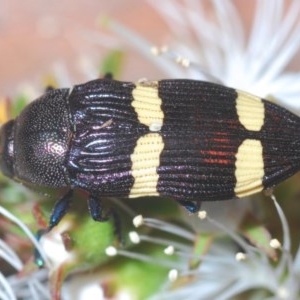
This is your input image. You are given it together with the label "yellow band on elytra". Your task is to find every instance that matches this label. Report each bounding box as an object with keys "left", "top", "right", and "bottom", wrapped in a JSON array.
[
  {"left": 132, "top": 81, "right": 164, "bottom": 129},
  {"left": 236, "top": 91, "right": 265, "bottom": 131},
  {"left": 129, "top": 133, "right": 164, "bottom": 197},
  {"left": 234, "top": 139, "right": 264, "bottom": 197}
]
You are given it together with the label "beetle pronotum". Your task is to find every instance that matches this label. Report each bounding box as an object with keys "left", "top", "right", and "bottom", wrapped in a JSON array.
[{"left": 1, "top": 78, "right": 299, "bottom": 230}]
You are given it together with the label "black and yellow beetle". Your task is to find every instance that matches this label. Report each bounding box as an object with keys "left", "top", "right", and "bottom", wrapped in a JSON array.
[{"left": 0, "top": 78, "right": 299, "bottom": 230}]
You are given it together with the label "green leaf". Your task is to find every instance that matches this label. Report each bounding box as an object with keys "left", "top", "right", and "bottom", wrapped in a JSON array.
[{"left": 100, "top": 50, "right": 125, "bottom": 78}]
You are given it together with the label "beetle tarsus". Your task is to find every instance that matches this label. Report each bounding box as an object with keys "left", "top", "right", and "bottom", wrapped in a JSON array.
[
  {"left": 104, "top": 73, "right": 113, "bottom": 80},
  {"left": 111, "top": 210, "right": 124, "bottom": 245},
  {"left": 87, "top": 194, "right": 111, "bottom": 221},
  {"left": 178, "top": 199, "right": 202, "bottom": 214},
  {"left": 49, "top": 190, "right": 73, "bottom": 230},
  {"left": 34, "top": 229, "right": 47, "bottom": 268},
  {"left": 45, "top": 85, "right": 55, "bottom": 92},
  {"left": 88, "top": 195, "right": 124, "bottom": 244}
]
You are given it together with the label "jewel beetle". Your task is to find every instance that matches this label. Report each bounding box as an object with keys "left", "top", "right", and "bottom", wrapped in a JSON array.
[{"left": 1, "top": 78, "right": 300, "bottom": 231}]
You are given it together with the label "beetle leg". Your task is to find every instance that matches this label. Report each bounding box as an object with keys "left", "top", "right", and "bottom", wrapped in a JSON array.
[
  {"left": 34, "top": 229, "right": 46, "bottom": 268},
  {"left": 45, "top": 86, "right": 55, "bottom": 92},
  {"left": 88, "top": 195, "right": 124, "bottom": 244},
  {"left": 104, "top": 73, "right": 113, "bottom": 80},
  {"left": 177, "top": 199, "right": 202, "bottom": 214},
  {"left": 87, "top": 194, "right": 111, "bottom": 221},
  {"left": 111, "top": 210, "right": 124, "bottom": 245},
  {"left": 48, "top": 190, "right": 73, "bottom": 230}
]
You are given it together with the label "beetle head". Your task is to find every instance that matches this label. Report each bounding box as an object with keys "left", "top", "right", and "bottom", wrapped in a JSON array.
[{"left": 0, "top": 89, "right": 71, "bottom": 188}]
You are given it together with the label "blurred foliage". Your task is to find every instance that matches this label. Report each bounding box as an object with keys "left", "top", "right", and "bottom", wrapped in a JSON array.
[{"left": 99, "top": 49, "right": 125, "bottom": 79}]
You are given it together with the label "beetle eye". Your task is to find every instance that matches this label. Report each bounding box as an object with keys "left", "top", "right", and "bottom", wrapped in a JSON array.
[{"left": 0, "top": 120, "right": 15, "bottom": 178}]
